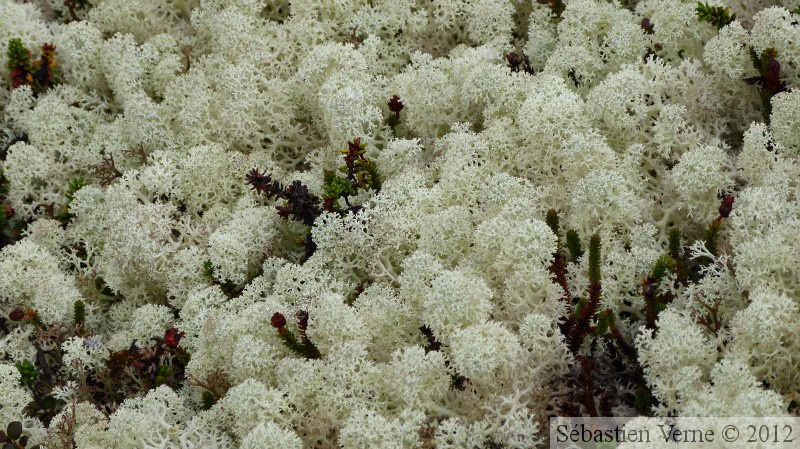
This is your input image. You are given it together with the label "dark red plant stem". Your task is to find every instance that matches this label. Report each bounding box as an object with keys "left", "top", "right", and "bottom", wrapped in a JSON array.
[{"left": 578, "top": 355, "right": 599, "bottom": 417}]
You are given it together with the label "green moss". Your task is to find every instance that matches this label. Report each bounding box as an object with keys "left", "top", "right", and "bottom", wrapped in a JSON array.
[
  {"left": 16, "top": 359, "right": 39, "bottom": 388},
  {"left": 650, "top": 254, "right": 677, "bottom": 283}
]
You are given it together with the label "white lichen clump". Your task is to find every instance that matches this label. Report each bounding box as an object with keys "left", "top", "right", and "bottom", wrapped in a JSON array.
[{"left": 1, "top": 0, "right": 800, "bottom": 448}]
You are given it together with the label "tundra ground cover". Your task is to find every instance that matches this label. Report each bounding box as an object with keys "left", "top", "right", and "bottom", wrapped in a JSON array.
[{"left": 1, "top": 1, "right": 800, "bottom": 448}]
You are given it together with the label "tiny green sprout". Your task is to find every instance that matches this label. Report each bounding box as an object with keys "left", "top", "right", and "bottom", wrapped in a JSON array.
[
  {"left": 696, "top": 2, "right": 736, "bottom": 30},
  {"left": 15, "top": 360, "right": 39, "bottom": 389},
  {"left": 7, "top": 38, "right": 32, "bottom": 89},
  {"left": 270, "top": 312, "right": 320, "bottom": 359},
  {"left": 55, "top": 176, "right": 90, "bottom": 225},
  {"left": 6, "top": 39, "right": 30, "bottom": 71},
  {"left": 154, "top": 364, "right": 173, "bottom": 386},
  {"left": 7, "top": 38, "right": 59, "bottom": 93},
  {"left": 202, "top": 260, "right": 215, "bottom": 280},
  {"left": 322, "top": 171, "right": 355, "bottom": 210},
  {"left": 65, "top": 176, "right": 89, "bottom": 206},
  {"left": 650, "top": 254, "right": 677, "bottom": 284},
  {"left": 322, "top": 138, "right": 383, "bottom": 213},
  {"left": 565, "top": 229, "right": 583, "bottom": 263},
  {"left": 202, "top": 260, "right": 242, "bottom": 297}
]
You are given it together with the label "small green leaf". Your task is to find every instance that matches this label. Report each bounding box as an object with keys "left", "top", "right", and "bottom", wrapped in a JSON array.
[
  {"left": 201, "top": 391, "right": 217, "bottom": 410},
  {"left": 6, "top": 421, "right": 21, "bottom": 440},
  {"left": 202, "top": 260, "right": 215, "bottom": 279},
  {"left": 595, "top": 311, "right": 612, "bottom": 336},
  {"left": 545, "top": 209, "right": 559, "bottom": 236},
  {"left": 65, "top": 175, "right": 90, "bottom": 205}
]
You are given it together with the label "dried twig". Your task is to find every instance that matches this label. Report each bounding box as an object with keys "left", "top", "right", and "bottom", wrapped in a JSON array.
[
  {"left": 182, "top": 45, "right": 194, "bottom": 73},
  {"left": 88, "top": 153, "right": 123, "bottom": 186},
  {"left": 123, "top": 144, "right": 148, "bottom": 165},
  {"left": 186, "top": 370, "right": 230, "bottom": 399}
]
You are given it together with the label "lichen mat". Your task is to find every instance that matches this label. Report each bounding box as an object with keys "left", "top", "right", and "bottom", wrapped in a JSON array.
[{"left": 1, "top": 0, "right": 799, "bottom": 448}]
